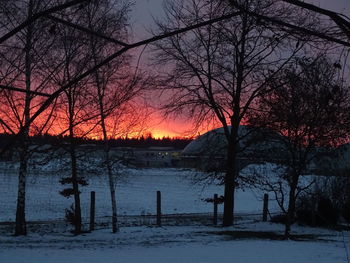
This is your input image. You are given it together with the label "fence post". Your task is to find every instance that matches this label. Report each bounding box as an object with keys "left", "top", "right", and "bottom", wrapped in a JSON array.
[
  {"left": 263, "top": 193, "right": 269, "bottom": 222},
  {"left": 213, "top": 194, "right": 218, "bottom": 225},
  {"left": 157, "top": 191, "right": 161, "bottom": 226},
  {"left": 90, "top": 191, "right": 95, "bottom": 232}
]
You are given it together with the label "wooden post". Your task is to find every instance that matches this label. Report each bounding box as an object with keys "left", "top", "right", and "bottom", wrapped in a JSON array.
[
  {"left": 90, "top": 191, "right": 95, "bottom": 232},
  {"left": 157, "top": 191, "right": 161, "bottom": 226},
  {"left": 213, "top": 194, "right": 218, "bottom": 225},
  {"left": 263, "top": 193, "right": 269, "bottom": 222}
]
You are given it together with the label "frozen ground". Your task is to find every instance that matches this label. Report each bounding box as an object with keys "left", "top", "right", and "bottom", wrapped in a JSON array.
[
  {"left": 0, "top": 166, "right": 348, "bottom": 263},
  {"left": 0, "top": 221, "right": 349, "bottom": 263},
  {"left": 0, "top": 167, "right": 279, "bottom": 222}
]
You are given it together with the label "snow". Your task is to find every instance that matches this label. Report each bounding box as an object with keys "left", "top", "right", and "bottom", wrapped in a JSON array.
[
  {"left": 0, "top": 167, "right": 280, "bottom": 222},
  {"left": 0, "top": 166, "right": 349, "bottom": 263},
  {"left": 1, "top": 241, "right": 345, "bottom": 263},
  {"left": 0, "top": 223, "right": 348, "bottom": 263}
]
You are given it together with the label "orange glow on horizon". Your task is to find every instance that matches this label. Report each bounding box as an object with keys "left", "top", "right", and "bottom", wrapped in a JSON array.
[
  {"left": 42, "top": 112, "right": 203, "bottom": 140},
  {"left": 144, "top": 112, "right": 214, "bottom": 139},
  {"left": 2, "top": 102, "right": 216, "bottom": 139},
  {"left": 147, "top": 129, "right": 192, "bottom": 139}
]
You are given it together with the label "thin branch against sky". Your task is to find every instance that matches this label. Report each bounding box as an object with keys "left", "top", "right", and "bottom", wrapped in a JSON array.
[
  {"left": 0, "top": 0, "right": 91, "bottom": 44},
  {"left": 0, "top": 0, "right": 349, "bottom": 147},
  {"left": 132, "top": 0, "right": 350, "bottom": 37}
]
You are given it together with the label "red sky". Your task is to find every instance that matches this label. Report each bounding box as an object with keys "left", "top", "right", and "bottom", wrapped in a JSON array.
[
  {"left": 2, "top": 1, "right": 348, "bottom": 139},
  {"left": 146, "top": 112, "right": 200, "bottom": 139},
  {"left": 130, "top": 0, "right": 350, "bottom": 138}
]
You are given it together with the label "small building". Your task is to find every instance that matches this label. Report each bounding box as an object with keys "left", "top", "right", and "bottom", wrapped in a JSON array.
[
  {"left": 128, "top": 147, "right": 181, "bottom": 168},
  {"left": 180, "top": 126, "right": 288, "bottom": 171}
]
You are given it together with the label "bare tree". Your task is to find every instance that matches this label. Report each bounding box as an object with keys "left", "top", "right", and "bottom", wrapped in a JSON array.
[
  {"left": 49, "top": 3, "right": 99, "bottom": 234},
  {"left": 3, "top": 0, "right": 348, "bottom": 160},
  {"left": 247, "top": 55, "right": 350, "bottom": 238},
  {"left": 0, "top": 0, "right": 348, "bottom": 147},
  {"left": 0, "top": 0, "right": 62, "bottom": 235},
  {"left": 153, "top": 0, "right": 308, "bottom": 226},
  {"left": 84, "top": 0, "right": 146, "bottom": 233}
]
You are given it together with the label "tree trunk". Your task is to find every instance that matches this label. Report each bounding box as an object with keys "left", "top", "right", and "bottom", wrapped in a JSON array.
[
  {"left": 105, "top": 148, "right": 118, "bottom": 233},
  {"left": 69, "top": 126, "right": 82, "bottom": 234},
  {"left": 89, "top": 33, "right": 119, "bottom": 233},
  {"left": 223, "top": 127, "right": 239, "bottom": 226},
  {"left": 223, "top": 165, "right": 235, "bottom": 226},
  {"left": 95, "top": 71, "right": 119, "bottom": 233},
  {"left": 15, "top": 0, "right": 33, "bottom": 236},
  {"left": 222, "top": 9, "right": 247, "bottom": 227},
  {"left": 15, "top": 146, "right": 28, "bottom": 236},
  {"left": 284, "top": 175, "right": 298, "bottom": 238}
]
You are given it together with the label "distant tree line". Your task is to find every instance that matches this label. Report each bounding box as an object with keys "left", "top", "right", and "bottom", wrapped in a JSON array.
[{"left": 0, "top": 133, "right": 193, "bottom": 150}]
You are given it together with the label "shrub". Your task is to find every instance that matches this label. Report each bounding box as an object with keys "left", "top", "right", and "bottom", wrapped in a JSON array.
[
  {"left": 296, "top": 195, "right": 339, "bottom": 227},
  {"left": 342, "top": 202, "right": 350, "bottom": 223},
  {"left": 317, "top": 197, "right": 338, "bottom": 226}
]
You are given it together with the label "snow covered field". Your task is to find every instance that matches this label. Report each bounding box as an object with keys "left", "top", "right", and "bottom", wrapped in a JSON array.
[
  {"left": 0, "top": 167, "right": 278, "bottom": 222},
  {"left": 0, "top": 166, "right": 349, "bottom": 263},
  {"left": 0, "top": 222, "right": 348, "bottom": 263}
]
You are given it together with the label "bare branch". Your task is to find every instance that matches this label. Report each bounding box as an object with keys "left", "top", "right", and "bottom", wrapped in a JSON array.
[
  {"left": 0, "top": 85, "right": 51, "bottom": 97},
  {"left": 0, "top": 0, "right": 91, "bottom": 44},
  {"left": 228, "top": 0, "right": 350, "bottom": 47},
  {"left": 281, "top": 0, "right": 350, "bottom": 39},
  {"left": 46, "top": 14, "right": 129, "bottom": 47}
]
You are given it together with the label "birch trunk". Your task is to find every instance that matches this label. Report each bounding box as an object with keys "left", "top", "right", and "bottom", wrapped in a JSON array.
[
  {"left": 93, "top": 57, "right": 119, "bottom": 233},
  {"left": 15, "top": 0, "right": 34, "bottom": 236}
]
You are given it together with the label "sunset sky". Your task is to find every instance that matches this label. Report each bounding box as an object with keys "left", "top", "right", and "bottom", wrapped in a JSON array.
[{"left": 130, "top": 0, "right": 350, "bottom": 138}]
